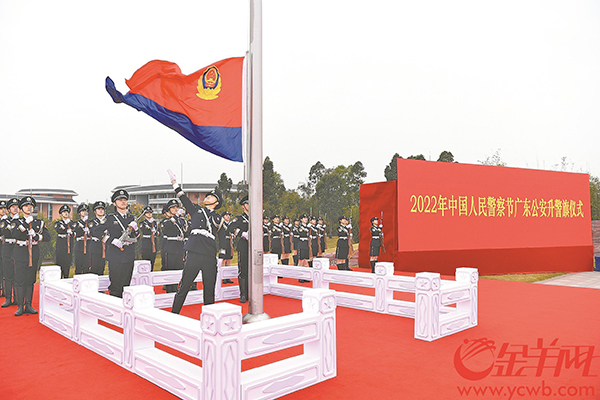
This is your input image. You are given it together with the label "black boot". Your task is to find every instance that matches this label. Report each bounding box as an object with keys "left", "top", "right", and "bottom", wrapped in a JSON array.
[
  {"left": 293, "top": 255, "right": 298, "bottom": 265},
  {"left": 281, "top": 259, "right": 289, "bottom": 265},
  {"left": 370, "top": 261, "right": 376, "bottom": 273},
  {"left": 14, "top": 286, "right": 25, "bottom": 316},
  {"left": 238, "top": 277, "right": 247, "bottom": 303},
  {"left": 11, "top": 284, "right": 18, "bottom": 305},
  {"left": 1, "top": 280, "right": 12, "bottom": 307},
  {"left": 171, "top": 289, "right": 186, "bottom": 314},
  {"left": 24, "top": 285, "right": 37, "bottom": 315}
]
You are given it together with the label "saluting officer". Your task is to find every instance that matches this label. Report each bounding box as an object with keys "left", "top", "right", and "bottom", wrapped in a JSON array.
[
  {"left": 139, "top": 206, "right": 159, "bottom": 270},
  {"left": 0, "top": 201, "right": 6, "bottom": 298},
  {"left": 1, "top": 198, "right": 20, "bottom": 307},
  {"left": 270, "top": 215, "right": 283, "bottom": 262},
  {"left": 103, "top": 190, "right": 140, "bottom": 298},
  {"left": 169, "top": 170, "right": 223, "bottom": 311},
  {"left": 227, "top": 196, "right": 249, "bottom": 303},
  {"left": 13, "top": 196, "right": 50, "bottom": 316},
  {"left": 369, "top": 216, "right": 383, "bottom": 273},
  {"left": 71, "top": 203, "right": 91, "bottom": 275},
  {"left": 160, "top": 199, "right": 186, "bottom": 293},
  {"left": 281, "top": 216, "right": 292, "bottom": 265},
  {"left": 335, "top": 216, "right": 352, "bottom": 271},
  {"left": 89, "top": 201, "right": 108, "bottom": 275},
  {"left": 218, "top": 211, "right": 234, "bottom": 284},
  {"left": 54, "top": 205, "right": 74, "bottom": 278}
]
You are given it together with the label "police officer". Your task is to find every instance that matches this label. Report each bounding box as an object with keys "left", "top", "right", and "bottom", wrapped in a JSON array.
[
  {"left": 228, "top": 195, "right": 249, "bottom": 303},
  {"left": 1, "top": 198, "right": 19, "bottom": 307},
  {"left": 169, "top": 170, "right": 223, "bottom": 312},
  {"left": 262, "top": 215, "right": 270, "bottom": 253},
  {"left": 89, "top": 201, "right": 108, "bottom": 275},
  {"left": 103, "top": 190, "right": 140, "bottom": 298},
  {"left": 54, "top": 205, "right": 74, "bottom": 278},
  {"left": 13, "top": 196, "right": 50, "bottom": 316},
  {"left": 218, "top": 211, "right": 234, "bottom": 284},
  {"left": 297, "top": 214, "right": 311, "bottom": 282},
  {"left": 335, "top": 216, "right": 352, "bottom": 271},
  {"left": 281, "top": 216, "right": 292, "bottom": 265},
  {"left": 270, "top": 215, "right": 283, "bottom": 262},
  {"left": 0, "top": 200, "right": 6, "bottom": 298},
  {"left": 369, "top": 216, "right": 383, "bottom": 273},
  {"left": 292, "top": 218, "right": 300, "bottom": 265},
  {"left": 139, "top": 206, "right": 159, "bottom": 270},
  {"left": 317, "top": 217, "right": 327, "bottom": 257},
  {"left": 160, "top": 199, "right": 185, "bottom": 293},
  {"left": 308, "top": 216, "right": 319, "bottom": 267},
  {"left": 71, "top": 203, "right": 91, "bottom": 275}
]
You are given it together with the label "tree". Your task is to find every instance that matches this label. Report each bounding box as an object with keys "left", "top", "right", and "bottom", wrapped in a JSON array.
[
  {"left": 591, "top": 174, "right": 600, "bottom": 220},
  {"left": 437, "top": 151, "right": 455, "bottom": 163},
  {"left": 407, "top": 154, "right": 426, "bottom": 161},
  {"left": 263, "top": 156, "right": 286, "bottom": 215},
  {"left": 298, "top": 161, "right": 326, "bottom": 198},
  {"left": 478, "top": 149, "right": 507, "bottom": 167},
  {"left": 384, "top": 153, "right": 401, "bottom": 181},
  {"left": 216, "top": 172, "right": 233, "bottom": 199}
]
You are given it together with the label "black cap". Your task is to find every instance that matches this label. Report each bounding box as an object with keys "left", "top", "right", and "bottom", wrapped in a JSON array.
[
  {"left": 77, "top": 203, "right": 89, "bottom": 213},
  {"left": 222, "top": 211, "right": 231, "bottom": 216},
  {"left": 59, "top": 204, "right": 71, "bottom": 214},
  {"left": 0, "top": 200, "right": 6, "bottom": 209},
  {"left": 318, "top": 216, "right": 324, "bottom": 221},
  {"left": 7, "top": 198, "right": 19, "bottom": 208},
  {"left": 142, "top": 206, "right": 153, "bottom": 214},
  {"left": 339, "top": 216, "right": 347, "bottom": 221},
  {"left": 370, "top": 216, "right": 378, "bottom": 223},
  {"left": 111, "top": 189, "right": 129, "bottom": 203},
  {"left": 19, "top": 196, "right": 36, "bottom": 209},
  {"left": 283, "top": 216, "right": 289, "bottom": 220},
  {"left": 163, "top": 199, "right": 179, "bottom": 214},
  {"left": 93, "top": 201, "right": 107, "bottom": 210},
  {"left": 240, "top": 195, "right": 249, "bottom": 206},
  {"left": 263, "top": 215, "right": 270, "bottom": 220},
  {"left": 299, "top": 213, "right": 308, "bottom": 219},
  {"left": 293, "top": 218, "right": 299, "bottom": 222},
  {"left": 271, "top": 214, "right": 279, "bottom": 219},
  {"left": 206, "top": 189, "right": 223, "bottom": 210},
  {"left": 310, "top": 216, "right": 316, "bottom": 221}
]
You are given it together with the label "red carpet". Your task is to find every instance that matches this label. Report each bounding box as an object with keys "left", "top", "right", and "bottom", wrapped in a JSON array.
[{"left": 2, "top": 274, "right": 599, "bottom": 400}]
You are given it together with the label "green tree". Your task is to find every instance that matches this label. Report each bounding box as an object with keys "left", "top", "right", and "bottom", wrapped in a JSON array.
[
  {"left": 478, "top": 149, "right": 507, "bottom": 166},
  {"left": 407, "top": 154, "right": 426, "bottom": 161},
  {"left": 263, "top": 157, "right": 286, "bottom": 216},
  {"left": 437, "top": 151, "right": 455, "bottom": 163},
  {"left": 298, "top": 161, "right": 326, "bottom": 198},
  {"left": 384, "top": 153, "right": 401, "bottom": 181},
  {"left": 216, "top": 172, "right": 233, "bottom": 199},
  {"left": 590, "top": 174, "right": 600, "bottom": 220}
]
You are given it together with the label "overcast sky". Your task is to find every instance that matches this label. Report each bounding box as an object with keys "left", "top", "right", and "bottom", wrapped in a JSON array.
[{"left": 1, "top": 0, "right": 599, "bottom": 203}]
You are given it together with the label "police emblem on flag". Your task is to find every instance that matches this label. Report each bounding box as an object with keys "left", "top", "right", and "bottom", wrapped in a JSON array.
[{"left": 197, "top": 66, "right": 221, "bottom": 100}]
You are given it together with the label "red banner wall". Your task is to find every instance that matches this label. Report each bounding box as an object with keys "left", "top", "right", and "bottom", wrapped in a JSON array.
[{"left": 359, "top": 159, "right": 593, "bottom": 275}]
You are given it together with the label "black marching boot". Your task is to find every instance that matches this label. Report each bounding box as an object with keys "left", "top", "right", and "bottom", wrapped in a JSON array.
[
  {"left": 1, "top": 280, "right": 12, "bottom": 307},
  {"left": 370, "top": 261, "right": 376, "bottom": 273},
  {"left": 238, "top": 277, "right": 247, "bottom": 303},
  {"left": 14, "top": 286, "right": 25, "bottom": 316},
  {"left": 24, "top": 285, "right": 37, "bottom": 314}
]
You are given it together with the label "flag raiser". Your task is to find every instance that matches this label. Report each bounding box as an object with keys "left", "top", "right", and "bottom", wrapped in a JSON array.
[{"left": 106, "top": 57, "right": 245, "bottom": 162}]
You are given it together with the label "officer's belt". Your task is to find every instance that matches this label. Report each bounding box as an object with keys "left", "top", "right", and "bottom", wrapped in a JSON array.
[
  {"left": 76, "top": 237, "right": 87, "bottom": 241},
  {"left": 142, "top": 235, "right": 152, "bottom": 238},
  {"left": 57, "top": 234, "right": 67, "bottom": 238},
  {"left": 372, "top": 236, "right": 380, "bottom": 239},
  {"left": 299, "top": 238, "right": 308, "bottom": 241},
  {"left": 165, "top": 236, "right": 184, "bottom": 241},
  {"left": 190, "top": 229, "right": 215, "bottom": 240},
  {"left": 272, "top": 235, "right": 281, "bottom": 238},
  {"left": 338, "top": 237, "right": 348, "bottom": 240},
  {"left": 17, "top": 240, "right": 37, "bottom": 246},
  {"left": 91, "top": 237, "right": 100, "bottom": 241},
  {"left": 4, "top": 238, "right": 16, "bottom": 244},
  {"left": 310, "top": 236, "right": 317, "bottom": 239}
]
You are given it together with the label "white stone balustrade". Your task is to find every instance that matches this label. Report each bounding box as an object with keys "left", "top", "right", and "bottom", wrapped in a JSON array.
[{"left": 39, "top": 265, "right": 337, "bottom": 400}]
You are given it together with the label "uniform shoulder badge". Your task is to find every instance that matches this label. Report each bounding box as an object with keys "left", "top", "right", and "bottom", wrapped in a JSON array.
[{"left": 196, "top": 65, "right": 221, "bottom": 100}]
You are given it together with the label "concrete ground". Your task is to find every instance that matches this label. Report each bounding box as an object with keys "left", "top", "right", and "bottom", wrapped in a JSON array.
[{"left": 535, "top": 271, "right": 600, "bottom": 289}]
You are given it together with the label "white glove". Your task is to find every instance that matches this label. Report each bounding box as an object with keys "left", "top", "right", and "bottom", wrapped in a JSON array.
[
  {"left": 241, "top": 232, "right": 249, "bottom": 240},
  {"left": 82, "top": 216, "right": 88, "bottom": 221},
  {"left": 65, "top": 219, "right": 70, "bottom": 224},
  {"left": 151, "top": 227, "right": 157, "bottom": 234},
  {"left": 349, "top": 233, "right": 353, "bottom": 238},
  {"left": 112, "top": 238, "right": 123, "bottom": 249},
  {"left": 177, "top": 208, "right": 185, "bottom": 216},
  {"left": 167, "top": 169, "right": 177, "bottom": 182},
  {"left": 83, "top": 227, "right": 90, "bottom": 234},
  {"left": 379, "top": 224, "right": 383, "bottom": 228},
  {"left": 25, "top": 216, "right": 33, "bottom": 224},
  {"left": 67, "top": 229, "right": 72, "bottom": 235},
  {"left": 28, "top": 229, "right": 35, "bottom": 236},
  {"left": 148, "top": 217, "right": 154, "bottom": 223},
  {"left": 128, "top": 221, "right": 138, "bottom": 230}
]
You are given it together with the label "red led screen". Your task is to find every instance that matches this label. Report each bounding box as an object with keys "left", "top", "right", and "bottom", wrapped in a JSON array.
[{"left": 396, "top": 159, "right": 592, "bottom": 252}]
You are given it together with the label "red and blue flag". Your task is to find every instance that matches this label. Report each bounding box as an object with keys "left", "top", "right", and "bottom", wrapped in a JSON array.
[{"left": 106, "top": 57, "right": 244, "bottom": 162}]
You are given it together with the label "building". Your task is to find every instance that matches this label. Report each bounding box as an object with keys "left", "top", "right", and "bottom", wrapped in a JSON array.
[
  {"left": 111, "top": 183, "right": 238, "bottom": 212},
  {"left": 0, "top": 189, "right": 79, "bottom": 220}
]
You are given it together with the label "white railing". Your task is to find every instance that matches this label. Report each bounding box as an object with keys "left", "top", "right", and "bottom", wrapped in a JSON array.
[
  {"left": 262, "top": 255, "right": 478, "bottom": 342},
  {"left": 39, "top": 265, "right": 337, "bottom": 400}
]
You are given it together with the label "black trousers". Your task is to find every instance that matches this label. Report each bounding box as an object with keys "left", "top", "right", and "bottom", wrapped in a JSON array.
[
  {"left": 56, "top": 250, "right": 72, "bottom": 278},
  {"left": 3, "top": 250, "right": 15, "bottom": 282},
  {"left": 74, "top": 250, "right": 90, "bottom": 275},
  {"left": 163, "top": 252, "right": 184, "bottom": 293},
  {"left": 89, "top": 253, "right": 105, "bottom": 275},
  {"left": 172, "top": 252, "right": 216, "bottom": 313},
  {"left": 107, "top": 260, "right": 134, "bottom": 298},
  {"left": 14, "top": 259, "right": 37, "bottom": 288},
  {"left": 141, "top": 248, "right": 157, "bottom": 269}
]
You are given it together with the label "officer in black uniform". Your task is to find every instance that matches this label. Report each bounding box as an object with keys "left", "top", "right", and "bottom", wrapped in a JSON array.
[
  {"left": 335, "top": 216, "right": 352, "bottom": 271},
  {"left": 1, "top": 198, "right": 19, "bottom": 307},
  {"left": 262, "top": 215, "right": 270, "bottom": 253},
  {"left": 13, "top": 196, "right": 50, "bottom": 316},
  {"left": 281, "top": 216, "right": 292, "bottom": 265},
  {"left": 218, "top": 211, "right": 234, "bottom": 284},
  {"left": 292, "top": 218, "right": 300, "bottom": 265},
  {"left": 308, "top": 216, "right": 319, "bottom": 267},
  {"left": 169, "top": 170, "right": 223, "bottom": 312},
  {"left": 54, "top": 205, "right": 74, "bottom": 278},
  {"left": 317, "top": 217, "right": 327, "bottom": 257},
  {"left": 139, "top": 206, "right": 159, "bottom": 270},
  {"left": 297, "top": 214, "right": 311, "bottom": 282},
  {"left": 160, "top": 199, "right": 186, "bottom": 293},
  {"left": 103, "top": 190, "right": 140, "bottom": 298},
  {"left": 89, "top": 201, "right": 108, "bottom": 275},
  {"left": 71, "top": 203, "right": 91, "bottom": 275},
  {"left": 270, "top": 215, "right": 283, "bottom": 262},
  {"left": 369, "top": 216, "right": 383, "bottom": 273},
  {"left": 227, "top": 195, "right": 249, "bottom": 303},
  {"left": 0, "top": 200, "right": 6, "bottom": 298}
]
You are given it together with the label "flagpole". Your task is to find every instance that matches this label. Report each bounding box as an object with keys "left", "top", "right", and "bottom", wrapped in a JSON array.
[{"left": 243, "top": 0, "right": 269, "bottom": 324}]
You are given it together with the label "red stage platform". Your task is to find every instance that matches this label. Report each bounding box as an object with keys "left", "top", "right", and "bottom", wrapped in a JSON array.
[{"left": 2, "top": 275, "right": 599, "bottom": 400}]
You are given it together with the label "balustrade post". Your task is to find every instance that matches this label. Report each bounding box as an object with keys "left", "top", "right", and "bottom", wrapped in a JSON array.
[
  {"left": 455, "top": 267, "right": 479, "bottom": 327},
  {"left": 414, "top": 272, "right": 441, "bottom": 341}
]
